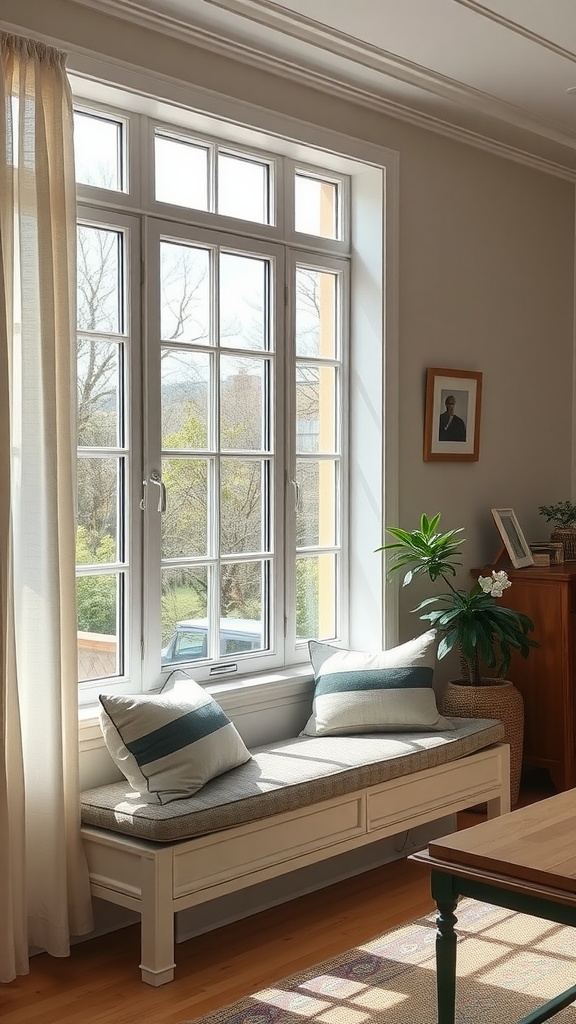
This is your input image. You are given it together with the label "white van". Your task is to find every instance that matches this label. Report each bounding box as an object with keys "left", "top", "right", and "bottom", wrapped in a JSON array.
[{"left": 161, "top": 617, "right": 262, "bottom": 665}]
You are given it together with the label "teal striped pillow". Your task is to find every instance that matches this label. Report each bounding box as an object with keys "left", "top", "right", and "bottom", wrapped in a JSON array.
[
  {"left": 99, "top": 681, "right": 251, "bottom": 804},
  {"left": 302, "top": 630, "right": 453, "bottom": 736}
]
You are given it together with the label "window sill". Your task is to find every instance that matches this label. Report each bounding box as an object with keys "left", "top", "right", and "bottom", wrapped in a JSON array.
[{"left": 78, "top": 664, "right": 314, "bottom": 752}]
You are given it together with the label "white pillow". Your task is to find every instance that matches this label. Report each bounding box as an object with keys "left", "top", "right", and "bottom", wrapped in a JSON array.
[
  {"left": 302, "top": 630, "right": 453, "bottom": 737},
  {"left": 99, "top": 680, "right": 251, "bottom": 805}
]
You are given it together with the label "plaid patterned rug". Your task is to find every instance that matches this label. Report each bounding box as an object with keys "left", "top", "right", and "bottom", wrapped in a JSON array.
[{"left": 183, "top": 899, "right": 576, "bottom": 1024}]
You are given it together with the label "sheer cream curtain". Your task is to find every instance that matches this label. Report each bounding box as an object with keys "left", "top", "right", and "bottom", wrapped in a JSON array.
[{"left": 0, "top": 32, "right": 93, "bottom": 983}]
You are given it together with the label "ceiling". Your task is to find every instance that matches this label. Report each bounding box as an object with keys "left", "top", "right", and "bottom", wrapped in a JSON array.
[{"left": 68, "top": 0, "right": 576, "bottom": 175}]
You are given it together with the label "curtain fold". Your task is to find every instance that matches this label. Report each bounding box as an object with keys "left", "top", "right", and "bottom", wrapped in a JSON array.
[{"left": 0, "top": 31, "right": 93, "bottom": 984}]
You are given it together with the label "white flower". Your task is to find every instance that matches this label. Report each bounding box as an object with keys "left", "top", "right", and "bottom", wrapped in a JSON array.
[{"left": 477, "top": 570, "right": 512, "bottom": 598}]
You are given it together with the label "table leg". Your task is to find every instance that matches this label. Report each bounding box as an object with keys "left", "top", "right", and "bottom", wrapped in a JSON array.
[{"left": 432, "top": 871, "right": 459, "bottom": 1024}]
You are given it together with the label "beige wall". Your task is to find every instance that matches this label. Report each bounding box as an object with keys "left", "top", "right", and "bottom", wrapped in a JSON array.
[{"left": 4, "top": 0, "right": 575, "bottom": 647}]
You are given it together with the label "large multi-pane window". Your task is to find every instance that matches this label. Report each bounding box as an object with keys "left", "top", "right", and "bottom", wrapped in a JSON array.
[{"left": 74, "top": 104, "right": 350, "bottom": 703}]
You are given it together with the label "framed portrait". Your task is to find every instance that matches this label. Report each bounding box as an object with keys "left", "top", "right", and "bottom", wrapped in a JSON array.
[
  {"left": 423, "top": 367, "right": 482, "bottom": 462},
  {"left": 491, "top": 508, "right": 534, "bottom": 569}
]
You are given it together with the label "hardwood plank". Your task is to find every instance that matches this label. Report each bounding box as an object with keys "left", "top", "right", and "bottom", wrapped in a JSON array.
[
  {"left": 0, "top": 859, "right": 433, "bottom": 1024},
  {"left": 0, "top": 773, "right": 553, "bottom": 1024}
]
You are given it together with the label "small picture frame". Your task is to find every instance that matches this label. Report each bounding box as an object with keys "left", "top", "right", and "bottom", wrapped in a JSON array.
[
  {"left": 424, "top": 367, "right": 482, "bottom": 462},
  {"left": 491, "top": 508, "right": 534, "bottom": 569}
]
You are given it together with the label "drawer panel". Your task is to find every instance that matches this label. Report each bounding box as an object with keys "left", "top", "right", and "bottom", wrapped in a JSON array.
[
  {"left": 174, "top": 795, "right": 365, "bottom": 897},
  {"left": 83, "top": 837, "right": 144, "bottom": 900},
  {"left": 368, "top": 750, "right": 503, "bottom": 831}
]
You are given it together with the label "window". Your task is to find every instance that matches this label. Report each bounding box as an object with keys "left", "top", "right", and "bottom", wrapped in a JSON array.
[{"left": 73, "top": 102, "right": 351, "bottom": 704}]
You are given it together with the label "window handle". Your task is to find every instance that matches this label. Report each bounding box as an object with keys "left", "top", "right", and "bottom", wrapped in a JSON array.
[
  {"left": 150, "top": 469, "right": 167, "bottom": 513},
  {"left": 292, "top": 478, "right": 301, "bottom": 512}
]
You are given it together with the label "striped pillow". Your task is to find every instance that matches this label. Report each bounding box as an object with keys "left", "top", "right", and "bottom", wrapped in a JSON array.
[
  {"left": 302, "top": 630, "right": 453, "bottom": 737},
  {"left": 99, "top": 682, "right": 251, "bottom": 805}
]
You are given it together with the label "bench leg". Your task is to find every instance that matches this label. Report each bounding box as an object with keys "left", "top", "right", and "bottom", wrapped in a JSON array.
[
  {"left": 486, "top": 744, "right": 511, "bottom": 818},
  {"left": 139, "top": 847, "right": 176, "bottom": 985}
]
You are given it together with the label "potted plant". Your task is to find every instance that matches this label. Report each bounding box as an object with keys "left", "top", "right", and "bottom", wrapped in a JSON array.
[
  {"left": 538, "top": 500, "right": 576, "bottom": 561},
  {"left": 377, "top": 513, "right": 538, "bottom": 805}
]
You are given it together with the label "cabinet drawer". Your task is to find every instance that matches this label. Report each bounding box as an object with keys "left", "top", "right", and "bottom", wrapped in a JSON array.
[{"left": 173, "top": 795, "right": 366, "bottom": 897}]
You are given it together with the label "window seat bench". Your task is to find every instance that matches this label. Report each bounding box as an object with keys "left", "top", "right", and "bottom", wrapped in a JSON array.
[{"left": 80, "top": 717, "right": 509, "bottom": 986}]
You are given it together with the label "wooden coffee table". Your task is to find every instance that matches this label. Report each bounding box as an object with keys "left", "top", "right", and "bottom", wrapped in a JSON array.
[{"left": 412, "top": 790, "right": 576, "bottom": 1024}]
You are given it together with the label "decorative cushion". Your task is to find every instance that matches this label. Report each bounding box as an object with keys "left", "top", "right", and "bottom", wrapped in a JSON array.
[
  {"left": 99, "top": 680, "right": 252, "bottom": 805},
  {"left": 302, "top": 629, "right": 453, "bottom": 737}
]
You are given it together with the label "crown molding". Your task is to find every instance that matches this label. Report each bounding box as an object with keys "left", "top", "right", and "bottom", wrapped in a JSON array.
[
  {"left": 453, "top": 0, "right": 576, "bottom": 65},
  {"left": 65, "top": 0, "right": 576, "bottom": 159},
  {"left": 11, "top": 0, "right": 576, "bottom": 179}
]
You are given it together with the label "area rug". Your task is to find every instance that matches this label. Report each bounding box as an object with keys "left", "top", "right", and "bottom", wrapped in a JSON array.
[{"left": 183, "top": 900, "right": 576, "bottom": 1024}]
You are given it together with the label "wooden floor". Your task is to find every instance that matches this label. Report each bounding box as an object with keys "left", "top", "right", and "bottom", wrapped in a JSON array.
[{"left": 1, "top": 769, "right": 556, "bottom": 1024}]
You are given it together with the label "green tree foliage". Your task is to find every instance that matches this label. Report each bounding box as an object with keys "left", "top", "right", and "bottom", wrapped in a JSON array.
[{"left": 76, "top": 529, "right": 116, "bottom": 634}]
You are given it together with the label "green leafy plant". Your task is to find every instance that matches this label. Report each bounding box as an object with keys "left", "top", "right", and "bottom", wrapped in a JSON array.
[
  {"left": 538, "top": 501, "right": 576, "bottom": 529},
  {"left": 376, "top": 513, "right": 538, "bottom": 685}
]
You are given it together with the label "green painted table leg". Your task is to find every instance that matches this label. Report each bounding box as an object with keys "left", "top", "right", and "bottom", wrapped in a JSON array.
[{"left": 432, "top": 871, "right": 459, "bottom": 1024}]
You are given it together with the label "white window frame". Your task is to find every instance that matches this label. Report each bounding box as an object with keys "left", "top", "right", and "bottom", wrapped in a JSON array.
[
  {"left": 144, "top": 219, "right": 287, "bottom": 686},
  {"left": 284, "top": 249, "right": 350, "bottom": 656},
  {"left": 76, "top": 206, "right": 143, "bottom": 707},
  {"left": 65, "top": 59, "right": 398, "bottom": 717}
]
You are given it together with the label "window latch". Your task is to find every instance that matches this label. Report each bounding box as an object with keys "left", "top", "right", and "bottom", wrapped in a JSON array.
[
  {"left": 140, "top": 471, "right": 167, "bottom": 513},
  {"left": 149, "top": 469, "right": 167, "bottom": 513},
  {"left": 291, "top": 478, "right": 301, "bottom": 512}
]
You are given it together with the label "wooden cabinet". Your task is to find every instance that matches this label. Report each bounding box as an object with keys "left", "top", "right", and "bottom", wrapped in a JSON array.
[{"left": 477, "top": 564, "right": 576, "bottom": 791}]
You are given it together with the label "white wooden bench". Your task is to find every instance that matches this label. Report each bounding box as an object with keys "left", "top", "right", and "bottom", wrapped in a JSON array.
[{"left": 80, "top": 719, "right": 510, "bottom": 985}]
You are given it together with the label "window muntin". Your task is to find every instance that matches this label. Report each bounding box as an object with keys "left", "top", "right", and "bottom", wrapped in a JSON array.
[
  {"left": 155, "top": 133, "right": 210, "bottom": 211},
  {"left": 74, "top": 109, "right": 125, "bottom": 192},
  {"left": 153, "top": 128, "right": 273, "bottom": 227},
  {"left": 291, "top": 254, "right": 346, "bottom": 649},
  {"left": 75, "top": 211, "right": 140, "bottom": 699},
  {"left": 295, "top": 172, "right": 340, "bottom": 240},
  {"left": 217, "top": 152, "right": 270, "bottom": 223},
  {"left": 76, "top": 222, "right": 128, "bottom": 684},
  {"left": 149, "top": 222, "right": 279, "bottom": 679},
  {"left": 74, "top": 102, "right": 350, "bottom": 699}
]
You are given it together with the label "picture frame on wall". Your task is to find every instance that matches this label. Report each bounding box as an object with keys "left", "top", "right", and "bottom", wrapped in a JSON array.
[
  {"left": 423, "top": 367, "right": 483, "bottom": 462},
  {"left": 491, "top": 508, "right": 534, "bottom": 569}
]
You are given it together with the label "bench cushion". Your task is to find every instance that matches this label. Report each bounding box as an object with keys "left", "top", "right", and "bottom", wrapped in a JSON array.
[{"left": 81, "top": 716, "right": 504, "bottom": 843}]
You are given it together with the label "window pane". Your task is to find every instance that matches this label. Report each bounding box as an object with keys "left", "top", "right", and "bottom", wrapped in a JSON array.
[
  {"left": 221, "top": 560, "right": 265, "bottom": 640},
  {"left": 221, "top": 356, "right": 267, "bottom": 450},
  {"left": 296, "top": 459, "right": 336, "bottom": 547},
  {"left": 77, "top": 573, "right": 120, "bottom": 679},
  {"left": 74, "top": 111, "right": 123, "bottom": 191},
  {"left": 77, "top": 226, "right": 123, "bottom": 333},
  {"left": 162, "top": 458, "right": 209, "bottom": 558},
  {"left": 219, "top": 620, "right": 262, "bottom": 655},
  {"left": 218, "top": 153, "right": 269, "bottom": 223},
  {"left": 155, "top": 134, "right": 209, "bottom": 210},
  {"left": 221, "top": 458, "right": 266, "bottom": 555},
  {"left": 296, "top": 365, "right": 337, "bottom": 454},
  {"left": 161, "top": 566, "right": 209, "bottom": 659},
  {"left": 296, "top": 268, "right": 337, "bottom": 358},
  {"left": 160, "top": 241, "right": 210, "bottom": 343},
  {"left": 77, "top": 457, "right": 121, "bottom": 563},
  {"left": 220, "top": 253, "right": 269, "bottom": 351},
  {"left": 77, "top": 337, "right": 121, "bottom": 447},
  {"left": 296, "top": 553, "right": 336, "bottom": 641},
  {"left": 162, "top": 351, "right": 210, "bottom": 448},
  {"left": 295, "top": 174, "right": 339, "bottom": 239}
]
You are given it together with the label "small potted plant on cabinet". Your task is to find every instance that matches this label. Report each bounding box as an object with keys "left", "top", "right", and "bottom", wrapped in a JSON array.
[
  {"left": 377, "top": 513, "right": 538, "bottom": 806},
  {"left": 538, "top": 500, "right": 576, "bottom": 561}
]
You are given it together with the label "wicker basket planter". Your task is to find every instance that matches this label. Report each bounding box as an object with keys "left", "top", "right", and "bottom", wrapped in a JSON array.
[
  {"left": 440, "top": 678, "right": 524, "bottom": 808},
  {"left": 550, "top": 528, "right": 576, "bottom": 561}
]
